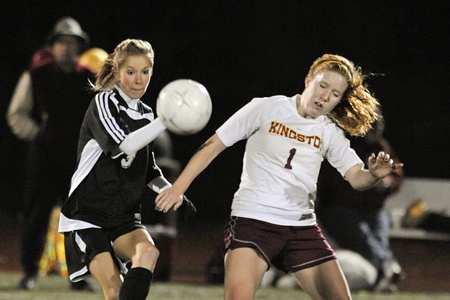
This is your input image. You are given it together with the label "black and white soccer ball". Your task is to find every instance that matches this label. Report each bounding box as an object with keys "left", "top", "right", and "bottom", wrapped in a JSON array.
[{"left": 156, "top": 79, "right": 212, "bottom": 135}]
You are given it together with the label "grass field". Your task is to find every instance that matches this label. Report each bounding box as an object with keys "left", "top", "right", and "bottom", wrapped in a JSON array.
[{"left": 1, "top": 272, "right": 449, "bottom": 300}]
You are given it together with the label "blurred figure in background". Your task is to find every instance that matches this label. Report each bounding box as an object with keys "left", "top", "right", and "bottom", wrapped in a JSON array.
[
  {"left": 316, "top": 114, "right": 404, "bottom": 293},
  {"left": 6, "top": 16, "right": 95, "bottom": 291}
]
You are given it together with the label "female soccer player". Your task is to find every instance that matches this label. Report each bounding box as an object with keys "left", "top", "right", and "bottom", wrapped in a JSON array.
[
  {"left": 59, "top": 39, "right": 169, "bottom": 300},
  {"left": 155, "top": 54, "right": 403, "bottom": 300}
]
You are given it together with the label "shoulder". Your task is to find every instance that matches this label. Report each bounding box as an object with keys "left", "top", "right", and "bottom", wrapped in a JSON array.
[
  {"left": 251, "top": 95, "right": 291, "bottom": 104},
  {"left": 246, "top": 95, "right": 293, "bottom": 113},
  {"left": 29, "top": 62, "right": 55, "bottom": 76},
  {"left": 95, "top": 90, "right": 123, "bottom": 103},
  {"left": 92, "top": 90, "right": 122, "bottom": 111},
  {"left": 320, "top": 116, "right": 348, "bottom": 146},
  {"left": 318, "top": 115, "right": 341, "bottom": 132},
  {"left": 94, "top": 90, "right": 116, "bottom": 101}
]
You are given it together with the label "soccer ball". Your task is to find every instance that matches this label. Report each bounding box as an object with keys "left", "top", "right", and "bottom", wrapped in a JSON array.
[{"left": 156, "top": 79, "right": 212, "bottom": 135}]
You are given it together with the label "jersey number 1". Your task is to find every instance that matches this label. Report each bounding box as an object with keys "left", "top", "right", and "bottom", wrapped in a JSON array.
[{"left": 284, "top": 148, "right": 296, "bottom": 170}]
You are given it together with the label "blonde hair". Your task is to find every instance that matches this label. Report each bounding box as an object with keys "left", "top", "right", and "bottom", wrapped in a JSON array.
[
  {"left": 308, "top": 54, "right": 380, "bottom": 136},
  {"left": 91, "top": 39, "right": 154, "bottom": 91}
]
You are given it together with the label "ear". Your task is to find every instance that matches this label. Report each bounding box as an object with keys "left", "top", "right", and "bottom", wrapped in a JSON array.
[
  {"left": 304, "top": 75, "right": 312, "bottom": 87},
  {"left": 112, "top": 67, "right": 119, "bottom": 80}
]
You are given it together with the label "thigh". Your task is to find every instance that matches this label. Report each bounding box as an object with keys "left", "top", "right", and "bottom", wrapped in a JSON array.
[
  {"left": 369, "top": 210, "right": 390, "bottom": 242},
  {"left": 224, "top": 247, "right": 267, "bottom": 300},
  {"left": 113, "top": 228, "right": 158, "bottom": 271},
  {"left": 66, "top": 229, "right": 117, "bottom": 282},
  {"left": 294, "top": 259, "right": 351, "bottom": 300}
]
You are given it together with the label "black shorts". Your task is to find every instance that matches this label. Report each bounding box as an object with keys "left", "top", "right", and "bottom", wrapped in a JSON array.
[
  {"left": 224, "top": 216, "right": 336, "bottom": 273},
  {"left": 64, "top": 222, "right": 147, "bottom": 282}
]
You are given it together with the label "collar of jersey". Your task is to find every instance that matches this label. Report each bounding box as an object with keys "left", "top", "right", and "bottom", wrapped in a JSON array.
[{"left": 115, "top": 85, "right": 140, "bottom": 109}]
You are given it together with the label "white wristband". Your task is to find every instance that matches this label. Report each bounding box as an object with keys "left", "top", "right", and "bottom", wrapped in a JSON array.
[{"left": 147, "top": 176, "right": 172, "bottom": 193}]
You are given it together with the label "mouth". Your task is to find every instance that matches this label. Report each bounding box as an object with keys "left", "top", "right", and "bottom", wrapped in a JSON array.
[{"left": 314, "top": 101, "right": 323, "bottom": 109}]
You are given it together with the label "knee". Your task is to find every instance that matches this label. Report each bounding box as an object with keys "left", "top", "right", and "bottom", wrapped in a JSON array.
[
  {"left": 224, "top": 277, "right": 258, "bottom": 300},
  {"left": 133, "top": 244, "right": 160, "bottom": 271},
  {"left": 148, "top": 245, "right": 160, "bottom": 262}
]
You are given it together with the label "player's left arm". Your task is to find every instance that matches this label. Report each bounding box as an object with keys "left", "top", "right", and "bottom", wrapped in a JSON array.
[{"left": 345, "top": 151, "right": 404, "bottom": 191}]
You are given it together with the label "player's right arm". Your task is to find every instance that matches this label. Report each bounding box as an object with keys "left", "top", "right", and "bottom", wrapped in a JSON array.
[
  {"left": 155, "top": 134, "right": 226, "bottom": 212},
  {"left": 92, "top": 92, "right": 166, "bottom": 156},
  {"left": 119, "top": 118, "right": 166, "bottom": 155}
]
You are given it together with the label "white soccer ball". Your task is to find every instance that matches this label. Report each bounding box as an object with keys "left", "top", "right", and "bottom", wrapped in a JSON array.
[{"left": 156, "top": 79, "right": 212, "bottom": 135}]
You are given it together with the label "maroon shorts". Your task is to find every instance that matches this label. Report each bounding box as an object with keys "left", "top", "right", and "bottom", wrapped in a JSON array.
[{"left": 224, "top": 216, "right": 336, "bottom": 273}]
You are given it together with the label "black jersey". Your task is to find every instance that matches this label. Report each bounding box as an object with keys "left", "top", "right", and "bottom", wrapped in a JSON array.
[{"left": 60, "top": 89, "right": 162, "bottom": 230}]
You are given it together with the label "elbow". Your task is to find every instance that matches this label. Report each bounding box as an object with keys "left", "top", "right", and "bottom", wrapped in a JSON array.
[
  {"left": 349, "top": 178, "right": 378, "bottom": 192},
  {"left": 118, "top": 137, "right": 134, "bottom": 156},
  {"left": 353, "top": 185, "right": 371, "bottom": 192},
  {"left": 348, "top": 181, "right": 366, "bottom": 191},
  {"left": 9, "top": 121, "right": 39, "bottom": 142}
]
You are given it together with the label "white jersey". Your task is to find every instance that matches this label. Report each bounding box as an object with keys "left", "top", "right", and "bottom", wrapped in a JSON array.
[{"left": 216, "top": 95, "right": 363, "bottom": 226}]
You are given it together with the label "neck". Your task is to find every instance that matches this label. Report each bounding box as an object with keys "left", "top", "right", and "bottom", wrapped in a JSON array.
[{"left": 296, "top": 94, "right": 305, "bottom": 117}]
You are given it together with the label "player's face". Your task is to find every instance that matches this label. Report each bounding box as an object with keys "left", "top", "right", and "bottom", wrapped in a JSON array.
[
  {"left": 299, "top": 71, "right": 348, "bottom": 118},
  {"left": 116, "top": 55, "right": 152, "bottom": 99}
]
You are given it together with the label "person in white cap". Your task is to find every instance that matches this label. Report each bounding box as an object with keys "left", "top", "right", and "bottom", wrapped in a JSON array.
[{"left": 6, "top": 16, "right": 95, "bottom": 292}]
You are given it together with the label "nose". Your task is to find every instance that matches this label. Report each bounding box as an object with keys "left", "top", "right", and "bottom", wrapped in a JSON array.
[
  {"left": 321, "top": 89, "right": 331, "bottom": 102},
  {"left": 135, "top": 73, "right": 142, "bottom": 84}
]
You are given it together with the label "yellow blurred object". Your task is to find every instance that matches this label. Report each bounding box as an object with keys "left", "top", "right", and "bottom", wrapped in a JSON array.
[
  {"left": 39, "top": 206, "right": 68, "bottom": 277},
  {"left": 401, "top": 199, "right": 428, "bottom": 228},
  {"left": 78, "top": 47, "right": 108, "bottom": 73},
  {"left": 408, "top": 199, "right": 427, "bottom": 217}
]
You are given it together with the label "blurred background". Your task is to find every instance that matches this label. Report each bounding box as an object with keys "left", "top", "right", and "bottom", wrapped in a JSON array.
[{"left": 1, "top": 0, "right": 449, "bottom": 223}]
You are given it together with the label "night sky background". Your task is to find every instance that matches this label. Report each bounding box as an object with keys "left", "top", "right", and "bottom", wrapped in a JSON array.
[{"left": 1, "top": 0, "right": 449, "bottom": 222}]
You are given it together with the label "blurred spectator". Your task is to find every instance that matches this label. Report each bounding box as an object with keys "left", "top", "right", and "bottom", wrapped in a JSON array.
[
  {"left": 316, "top": 115, "right": 405, "bottom": 293},
  {"left": 5, "top": 16, "right": 95, "bottom": 291}
]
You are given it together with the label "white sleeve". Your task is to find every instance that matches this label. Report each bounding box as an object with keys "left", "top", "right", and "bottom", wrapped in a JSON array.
[
  {"left": 119, "top": 118, "right": 166, "bottom": 155},
  {"left": 216, "top": 97, "right": 268, "bottom": 147},
  {"left": 6, "top": 71, "right": 40, "bottom": 141},
  {"left": 324, "top": 124, "right": 363, "bottom": 177}
]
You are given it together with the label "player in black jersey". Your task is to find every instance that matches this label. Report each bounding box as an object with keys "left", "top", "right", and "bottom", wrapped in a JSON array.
[{"left": 59, "top": 39, "right": 171, "bottom": 300}]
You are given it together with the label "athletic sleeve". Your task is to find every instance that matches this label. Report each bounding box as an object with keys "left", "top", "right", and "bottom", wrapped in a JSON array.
[
  {"left": 119, "top": 118, "right": 166, "bottom": 155},
  {"left": 216, "top": 97, "right": 271, "bottom": 147},
  {"left": 87, "top": 92, "right": 128, "bottom": 158}
]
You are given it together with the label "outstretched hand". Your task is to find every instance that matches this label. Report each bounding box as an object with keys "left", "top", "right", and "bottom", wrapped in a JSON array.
[
  {"left": 155, "top": 185, "right": 185, "bottom": 213},
  {"left": 368, "top": 151, "right": 404, "bottom": 180}
]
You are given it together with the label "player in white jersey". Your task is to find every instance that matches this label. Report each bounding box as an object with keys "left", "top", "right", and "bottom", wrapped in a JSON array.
[
  {"left": 155, "top": 54, "right": 403, "bottom": 300},
  {"left": 58, "top": 39, "right": 171, "bottom": 300}
]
